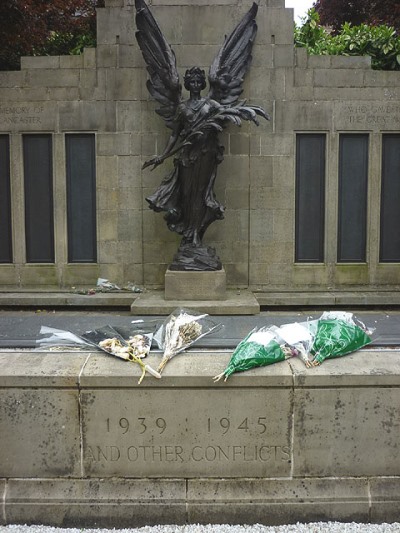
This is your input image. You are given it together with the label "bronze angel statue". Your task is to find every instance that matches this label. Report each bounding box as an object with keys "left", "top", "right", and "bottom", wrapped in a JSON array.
[{"left": 135, "top": 0, "right": 269, "bottom": 271}]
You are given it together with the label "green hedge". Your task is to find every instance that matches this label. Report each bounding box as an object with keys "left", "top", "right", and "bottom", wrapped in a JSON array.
[{"left": 295, "top": 8, "right": 400, "bottom": 70}]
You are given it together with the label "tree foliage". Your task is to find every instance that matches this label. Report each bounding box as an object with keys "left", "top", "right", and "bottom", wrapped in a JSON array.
[
  {"left": 313, "top": 0, "right": 400, "bottom": 34},
  {"left": 295, "top": 8, "right": 400, "bottom": 70},
  {"left": 0, "top": 0, "right": 104, "bottom": 71}
]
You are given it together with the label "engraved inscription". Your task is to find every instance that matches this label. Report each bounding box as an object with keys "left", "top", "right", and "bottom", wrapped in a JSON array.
[
  {"left": 81, "top": 389, "right": 292, "bottom": 478},
  {"left": 341, "top": 104, "right": 400, "bottom": 127},
  {"left": 0, "top": 105, "right": 44, "bottom": 125}
]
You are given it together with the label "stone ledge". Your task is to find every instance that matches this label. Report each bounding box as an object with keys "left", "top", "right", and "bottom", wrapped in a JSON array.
[
  {"left": 2, "top": 477, "right": 400, "bottom": 527},
  {"left": 131, "top": 289, "right": 260, "bottom": 315},
  {"left": 2, "top": 290, "right": 400, "bottom": 309}
]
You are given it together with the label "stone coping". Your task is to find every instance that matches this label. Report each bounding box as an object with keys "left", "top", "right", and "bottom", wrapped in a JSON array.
[
  {"left": 2, "top": 477, "right": 400, "bottom": 527},
  {"left": 1, "top": 348, "right": 399, "bottom": 388},
  {"left": 1, "top": 290, "right": 400, "bottom": 309}
]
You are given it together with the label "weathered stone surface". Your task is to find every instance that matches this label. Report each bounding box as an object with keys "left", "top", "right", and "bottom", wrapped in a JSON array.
[
  {"left": 165, "top": 269, "right": 226, "bottom": 300},
  {"left": 291, "top": 355, "right": 400, "bottom": 477},
  {"left": 187, "top": 478, "right": 369, "bottom": 525},
  {"left": 80, "top": 386, "right": 292, "bottom": 477},
  {"left": 6, "top": 478, "right": 186, "bottom": 527},
  {"left": 0, "top": 480, "right": 4, "bottom": 525},
  {"left": 370, "top": 478, "right": 400, "bottom": 523},
  {"left": 0, "top": 388, "right": 81, "bottom": 477},
  {"left": 131, "top": 289, "right": 260, "bottom": 314}
]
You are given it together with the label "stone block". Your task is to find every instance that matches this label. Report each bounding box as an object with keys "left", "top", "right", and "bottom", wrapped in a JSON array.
[
  {"left": 370, "top": 478, "right": 400, "bottom": 523},
  {"left": 261, "top": 133, "right": 293, "bottom": 157},
  {"left": 308, "top": 55, "right": 331, "bottom": 68},
  {"left": 275, "top": 100, "right": 333, "bottom": 132},
  {"left": 274, "top": 45, "right": 294, "bottom": 67},
  {"left": 97, "top": 133, "right": 131, "bottom": 156},
  {"left": 118, "top": 155, "right": 142, "bottom": 186},
  {"left": 19, "top": 265, "right": 58, "bottom": 287},
  {"left": 62, "top": 265, "right": 100, "bottom": 288},
  {"left": 0, "top": 480, "right": 4, "bottom": 524},
  {"left": 262, "top": 9, "right": 294, "bottom": 45},
  {"left": 0, "top": 265, "right": 18, "bottom": 286},
  {"left": 60, "top": 55, "right": 83, "bottom": 69},
  {"left": 0, "top": 101, "right": 57, "bottom": 132},
  {"left": 187, "top": 478, "right": 369, "bottom": 525},
  {"left": 292, "top": 363, "right": 400, "bottom": 477},
  {"left": 290, "top": 351, "right": 400, "bottom": 388},
  {"left": 0, "top": 71, "right": 24, "bottom": 88},
  {"left": 83, "top": 48, "right": 96, "bottom": 68},
  {"left": 96, "top": 156, "right": 118, "bottom": 189},
  {"left": 117, "top": 210, "right": 142, "bottom": 241},
  {"left": 294, "top": 68, "right": 313, "bottom": 87},
  {"left": 175, "top": 44, "right": 219, "bottom": 70},
  {"left": 165, "top": 268, "right": 226, "bottom": 300},
  {"left": 364, "top": 70, "right": 400, "bottom": 88},
  {"left": 98, "top": 210, "right": 119, "bottom": 241},
  {"left": 21, "top": 56, "right": 60, "bottom": 69},
  {"left": 330, "top": 55, "right": 371, "bottom": 69},
  {"left": 225, "top": 188, "right": 249, "bottom": 209},
  {"left": 118, "top": 45, "right": 145, "bottom": 68},
  {"left": 26, "top": 68, "right": 80, "bottom": 87},
  {"left": 0, "top": 352, "right": 87, "bottom": 388},
  {"left": 295, "top": 48, "right": 308, "bottom": 68},
  {"left": 250, "top": 186, "right": 293, "bottom": 210},
  {"left": 96, "top": 8, "right": 136, "bottom": 46},
  {"left": 334, "top": 265, "right": 369, "bottom": 286},
  {"left": 96, "top": 45, "right": 118, "bottom": 67},
  {"left": 80, "top": 385, "right": 291, "bottom": 477},
  {"left": 315, "top": 68, "right": 364, "bottom": 88},
  {"left": 116, "top": 101, "right": 142, "bottom": 132},
  {"left": 5, "top": 478, "right": 186, "bottom": 528},
  {"left": 217, "top": 156, "right": 250, "bottom": 188},
  {"left": 292, "top": 265, "right": 329, "bottom": 286},
  {"left": 0, "top": 387, "right": 81, "bottom": 477},
  {"left": 59, "top": 101, "right": 116, "bottom": 131},
  {"left": 229, "top": 133, "right": 250, "bottom": 155}
]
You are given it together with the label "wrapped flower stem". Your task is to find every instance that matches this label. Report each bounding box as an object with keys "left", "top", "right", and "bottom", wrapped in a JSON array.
[
  {"left": 155, "top": 308, "right": 220, "bottom": 373},
  {"left": 213, "top": 327, "right": 286, "bottom": 382},
  {"left": 310, "top": 317, "right": 372, "bottom": 366},
  {"left": 81, "top": 326, "right": 161, "bottom": 384}
]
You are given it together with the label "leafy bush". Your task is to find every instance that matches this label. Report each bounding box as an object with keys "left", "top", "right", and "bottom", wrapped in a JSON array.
[{"left": 295, "top": 8, "right": 400, "bottom": 70}]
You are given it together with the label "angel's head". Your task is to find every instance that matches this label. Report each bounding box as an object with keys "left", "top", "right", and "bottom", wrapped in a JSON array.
[{"left": 184, "top": 67, "right": 207, "bottom": 94}]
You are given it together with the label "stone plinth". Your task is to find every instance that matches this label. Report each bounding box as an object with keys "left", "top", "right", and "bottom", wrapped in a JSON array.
[
  {"left": 164, "top": 268, "right": 226, "bottom": 301},
  {"left": 1, "top": 349, "right": 400, "bottom": 526}
]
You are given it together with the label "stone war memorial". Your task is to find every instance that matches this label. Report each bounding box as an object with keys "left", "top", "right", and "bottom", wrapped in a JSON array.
[{"left": 1, "top": 0, "right": 400, "bottom": 528}]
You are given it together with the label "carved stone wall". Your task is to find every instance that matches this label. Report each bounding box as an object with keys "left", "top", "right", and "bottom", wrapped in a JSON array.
[{"left": 1, "top": 0, "right": 400, "bottom": 299}]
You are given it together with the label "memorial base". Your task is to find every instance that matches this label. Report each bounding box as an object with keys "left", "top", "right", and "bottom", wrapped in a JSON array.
[
  {"left": 165, "top": 268, "right": 226, "bottom": 300},
  {"left": 130, "top": 289, "right": 260, "bottom": 315},
  {"left": 1, "top": 349, "right": 399, "bottom": 527}
]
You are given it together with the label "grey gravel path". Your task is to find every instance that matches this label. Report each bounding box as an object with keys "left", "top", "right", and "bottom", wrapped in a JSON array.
[{"left": 1, "top": 524, "right": 400, "bottom": 533}]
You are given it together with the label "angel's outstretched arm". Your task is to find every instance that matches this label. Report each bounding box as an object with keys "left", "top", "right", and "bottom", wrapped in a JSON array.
[{"left": 142, "top": 121, "right": 182, "bottom": 170}]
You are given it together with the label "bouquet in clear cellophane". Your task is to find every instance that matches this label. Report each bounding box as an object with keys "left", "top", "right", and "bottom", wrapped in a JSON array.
[
  {"left": 154, "top": 308, "right": 221, "bottom": 374},
  {"left": 309, "top": 311, "right": 373, "bottom": 366},
  {"left": 213, "top": 321, "right": 315, "bottom": 382},
  {"left": 112, "top": 319, "right": 158, "bottom": 360},
  {"left": 80, "top": 325, "right": 161, "bottom": 384}
]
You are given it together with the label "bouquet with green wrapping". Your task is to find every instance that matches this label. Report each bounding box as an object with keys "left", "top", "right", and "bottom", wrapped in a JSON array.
[
  {"left": 310, "top": 311, "right": 372, "bottom": 366},
  {"left": 213, "top": 327, "right": 289, "bottom": 382}
]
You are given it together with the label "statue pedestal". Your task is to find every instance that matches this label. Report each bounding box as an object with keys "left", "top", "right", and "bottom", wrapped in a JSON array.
[{"left": 165, "top": 268, "right": 226, "bottom": 301}]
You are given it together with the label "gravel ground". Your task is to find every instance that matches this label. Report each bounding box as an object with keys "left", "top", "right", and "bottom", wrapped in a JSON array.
[{"left": 1, "top": 524, "right": 400, "bottom": 533}]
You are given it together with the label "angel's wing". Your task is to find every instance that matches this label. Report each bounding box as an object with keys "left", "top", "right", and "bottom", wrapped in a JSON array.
[
  {"left": 135, "top": 0, "right": 181, "bottom": 128},
  {"left": 208, "top": 2, "right": 258, "bottom": 105}
]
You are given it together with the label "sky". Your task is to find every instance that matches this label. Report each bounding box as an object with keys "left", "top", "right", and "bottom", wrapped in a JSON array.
[{"left": 285, "top": 0, "right": 315, "bottom": 23}]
